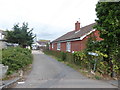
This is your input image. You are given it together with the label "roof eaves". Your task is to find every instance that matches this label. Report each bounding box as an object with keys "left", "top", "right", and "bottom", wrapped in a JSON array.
[{"left": 80, "top": 29, "right": 96, "bottom": 40}]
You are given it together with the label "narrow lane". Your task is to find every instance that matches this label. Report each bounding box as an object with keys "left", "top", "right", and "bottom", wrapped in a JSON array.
[{"left": 15, "top": 50, "right": 117, "bottom": 88}]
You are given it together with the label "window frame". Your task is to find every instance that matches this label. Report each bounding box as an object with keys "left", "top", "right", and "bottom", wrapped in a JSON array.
[
  {"left": 57, "top": 42, "right": 61, "bottom": 50},
  {"left": 66, "top": 42, "right": 71, "bottom": 52}
]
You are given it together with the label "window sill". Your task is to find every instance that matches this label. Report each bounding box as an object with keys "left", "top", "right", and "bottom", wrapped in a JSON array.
[
  {"left": 66, "top": 50, "right": 70, "bottom": 52},
  {"left": 57, "top": 49, "right": 60, "bottom": 51}
]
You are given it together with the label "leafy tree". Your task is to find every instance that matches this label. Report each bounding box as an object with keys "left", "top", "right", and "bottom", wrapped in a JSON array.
[
  {"left": 94, "top": 2, "right": 120, "bottom": 77},
  {"left": 86, "top": 34, "right": 97, "bottom": 52},
  {"left": 6, "top": 22, "right": 35, "bottom": 48}
]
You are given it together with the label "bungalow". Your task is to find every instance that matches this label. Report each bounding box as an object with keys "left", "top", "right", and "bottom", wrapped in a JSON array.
[{"left": 50, "top": 21, "right": 102, "bottom": 53}]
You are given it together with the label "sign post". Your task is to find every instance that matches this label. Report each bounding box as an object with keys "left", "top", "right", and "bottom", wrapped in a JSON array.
[{"left": 88, "top": 52, "right": 98, "bottom": 72}]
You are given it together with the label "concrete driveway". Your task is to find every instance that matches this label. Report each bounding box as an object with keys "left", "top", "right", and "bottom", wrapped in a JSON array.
[{"left": 14, "top": 50, "right": 117, "bottom": 88}]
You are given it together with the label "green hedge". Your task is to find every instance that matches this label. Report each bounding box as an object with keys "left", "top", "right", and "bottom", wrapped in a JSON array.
[
  {"left": 1, "top": 47, "right": 33, "bottom": 75},
  {"left": 44, "top": 50, "right": 72, "bottom": 62},
  {"left": 44, "top": 50, "right": 88, "bottom": 68}
]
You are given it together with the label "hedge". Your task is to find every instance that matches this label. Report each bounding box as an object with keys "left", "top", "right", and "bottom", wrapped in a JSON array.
[{"left": 1, "top": 47, "right": 33, "bottom": 75}]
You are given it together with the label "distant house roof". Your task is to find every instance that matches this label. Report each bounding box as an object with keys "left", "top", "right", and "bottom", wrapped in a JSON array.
[
  {"left": 37, "top": 40, "right": 50, "bottom": 45},
  {"left": 0, "top": 29, "right": 6, "bottom": 35},
  {"left": 52, "top": 23, "right": 96, "bottom": 42}
]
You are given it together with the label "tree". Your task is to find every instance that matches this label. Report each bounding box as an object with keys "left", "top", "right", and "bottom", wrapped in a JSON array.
[
  {"left": 94, "top": 2, "right": 120, "bottom": 77},
  {"left": 6, "top": 22, "right": 35, "bottom": 48}
]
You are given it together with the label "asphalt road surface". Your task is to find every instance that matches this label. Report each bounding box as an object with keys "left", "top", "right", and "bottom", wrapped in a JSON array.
[{"left": 14, "top": 50, "right": 117, "bottom": 88}]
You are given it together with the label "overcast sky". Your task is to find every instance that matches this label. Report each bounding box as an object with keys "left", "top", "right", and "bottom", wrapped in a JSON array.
[{"left": 0, "top": 0, "right": 99, "bottom": 41}]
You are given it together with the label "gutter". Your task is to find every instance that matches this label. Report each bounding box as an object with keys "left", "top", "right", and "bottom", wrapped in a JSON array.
[{"left": 0, "top": 77, "right": 21, "bottom": 89}]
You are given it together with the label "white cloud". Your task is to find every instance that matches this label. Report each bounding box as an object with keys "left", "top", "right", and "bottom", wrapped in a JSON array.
[{"left": 0, "top": 0, "right": 99, "bottom": 41}]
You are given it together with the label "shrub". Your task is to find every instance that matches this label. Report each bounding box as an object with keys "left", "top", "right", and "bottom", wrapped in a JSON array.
[
  {"left": 73, "top": 51, "right": 86, "bottom": 65},
  {"left": 66, "top": 52, "right": 73, "bottom": 63},
  {"left": 60, "top": 52, "right": 66, "bottom": 61},
  {"left": 2, "top": 47, "right": 33, "bottom": 75}
]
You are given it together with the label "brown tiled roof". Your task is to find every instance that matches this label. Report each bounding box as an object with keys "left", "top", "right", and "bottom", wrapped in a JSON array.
[{"left": 53, "top": 23, "right": 96, "bottom": 42}]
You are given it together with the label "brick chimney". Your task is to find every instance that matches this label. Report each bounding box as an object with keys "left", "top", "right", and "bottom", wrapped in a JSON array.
[{"left": 75, "top": 21, "right": 80, "bottom": 31}]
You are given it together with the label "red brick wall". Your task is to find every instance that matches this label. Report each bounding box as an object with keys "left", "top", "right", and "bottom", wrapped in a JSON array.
[
  {"left": 93, "top": 30, "right": 103, "bottom": 41},
  {"left": 71, "top": 41, "right": 81, "bottom": 52},
  {"left": 80, "top": 36, "right": 88, "bottom": 50},
  {"left": 71, "top": 37, "right": 88, "bottom": 52},
  {"left": 61, "top": 42, "right": 66, "bottom": 52},
  {"left": 53, "top": 43, "right": 57, "bottom": 51},
  {"left": 50, "top": 43, "right": 57, "bottom": 51}
]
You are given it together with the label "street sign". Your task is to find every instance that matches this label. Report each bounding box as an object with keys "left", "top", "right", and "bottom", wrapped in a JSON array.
[{"left": 88, "top": 52, "right": 98, "bottom": 56}]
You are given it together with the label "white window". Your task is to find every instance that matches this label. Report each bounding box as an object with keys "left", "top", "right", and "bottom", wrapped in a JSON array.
[
  {"left": 52, "top": 43, "right": 54, "bottom": 48},
  {"left": 57, "top": 42, "right": 61, "bottom": 50},
  {"left": 66, "top": 42, "right": 71, "bottom": 52}
]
